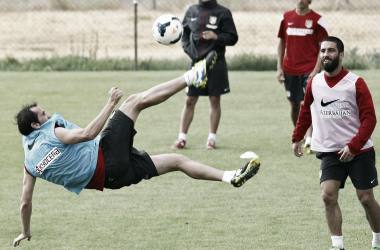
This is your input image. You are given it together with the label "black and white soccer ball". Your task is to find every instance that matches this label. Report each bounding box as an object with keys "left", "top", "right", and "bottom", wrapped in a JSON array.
[{"left": 152, "top": 14, "right": 183, "bottom": 45}]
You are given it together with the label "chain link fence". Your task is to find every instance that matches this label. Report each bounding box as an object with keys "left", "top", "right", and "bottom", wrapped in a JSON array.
[{"left": 1, "top": 0, "right": 379, "bottom": 63}]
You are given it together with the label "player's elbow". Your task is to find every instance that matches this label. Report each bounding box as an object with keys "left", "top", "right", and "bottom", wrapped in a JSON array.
[
  {"left": 81, "top": 131, "right": 97, "bottom": 142},
  {"left": 78, "top": 128, "right": 98, "bottom": 142}
]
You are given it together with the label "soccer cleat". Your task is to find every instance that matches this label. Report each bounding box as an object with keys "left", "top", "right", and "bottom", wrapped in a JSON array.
[
  {"left": 206, "top": 138, "right": 216, "bottom": 149},
  {"left": 230, "top": 157, "right": 260, "bottom": 187},
  {"left": 371, "top": 247, "right": 380, "bottom": 250},
  {"left": 191, "top": 50, "right": 217, "bottom": 88},
  {"left": 304, "top": 143, "right": 311, "bottom": 155},
  {"left": 329, "top": 247, "right": 344, "bottom": 250},
  {"left": 171, "top": 139, "right": 187, "bottom": 149}
]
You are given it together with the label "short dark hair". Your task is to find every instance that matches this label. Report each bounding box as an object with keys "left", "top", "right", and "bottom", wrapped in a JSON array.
[
  {"left": 322, "top": 36, "right": 344, "bottom": 53},
  {"left": 15, "top": 102, "right": 39, "bottom": 136}
]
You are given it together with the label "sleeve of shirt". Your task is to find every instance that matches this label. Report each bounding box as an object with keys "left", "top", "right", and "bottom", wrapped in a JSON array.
[
  {"left": 277, "top": 14, "right": 285, "bottom": 39},
  {"left": 181, "top": 10, "right": 198, "bottom": 61},
  {"left": 216, "top": 9, "right": 238, "bottom": 46},
  {"left": 292, "top": 77, "right": 315, "bottom": 143},
  {"left": 347, "top": 78, "right": 377, "bottom": 154},
  {"left": 316, "top": 16, "right": 329, "bottom": 42},
  {"left": 24, "top": 164, "right": 32, "bottom": 176},
  {"left": 181, "top": 13, "right": 191, "bottom": 50}
]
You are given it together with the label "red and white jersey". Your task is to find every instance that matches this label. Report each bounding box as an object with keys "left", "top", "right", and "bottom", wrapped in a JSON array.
[
  {"left": 310, "top": 71, "right": 373, "bottom": 152},
  {"left": 292, "top": 68, "right": 377, "bottom": 155},
  {"left": 278, "top": 9, "right": 328, "bottom": 75}
]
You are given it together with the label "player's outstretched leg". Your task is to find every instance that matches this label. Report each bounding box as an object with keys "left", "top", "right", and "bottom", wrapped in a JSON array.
[
  {"left": 151, "top": 154, "right": 260, "bottom": 187},
  {"left": 119, "top": 50, "right": 217, "bottom": 123},
  {"left": 230, "top": 158, "right": 261, "bottom": 187}
]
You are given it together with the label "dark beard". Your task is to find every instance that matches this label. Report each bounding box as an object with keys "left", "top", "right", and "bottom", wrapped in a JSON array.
[{"left": 321, "top": 56, "right": 340, "bottom": 73}]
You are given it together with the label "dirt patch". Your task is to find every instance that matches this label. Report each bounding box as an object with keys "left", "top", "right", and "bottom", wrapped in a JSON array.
[{"left": 0, "top": 10, "right": 378, "bottom": 60}]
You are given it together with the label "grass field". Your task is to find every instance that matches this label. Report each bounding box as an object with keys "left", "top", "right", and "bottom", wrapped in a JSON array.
[{"left": 1, "top": 70, "right": 380, "bottom": 249}]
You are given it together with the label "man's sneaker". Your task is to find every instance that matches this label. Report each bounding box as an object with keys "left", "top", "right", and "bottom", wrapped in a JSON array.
[
  {"left": 304, "top": 143, "right": 311, "bottom": 155},
  {"left": 371, "top": 247, "right": 380, "bottom": 250},
  {"left": 206, "top": 138, "right": 216, "bottom": 149},
  {"left": 171, "top": 139, "right": 186, "bottom": 149},
  {"left": 191, "top": 50, "right": 217, "bottom": 88},
  {"left": 230, "top": 158, "right": 260, "bottom": 187},
  {"left": 329, "top": 247, "right": 345, "bottom": 250}
]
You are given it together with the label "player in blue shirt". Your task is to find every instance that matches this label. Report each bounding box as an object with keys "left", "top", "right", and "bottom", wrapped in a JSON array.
[{"left": 13, "top": 51, "right": 260, "bottom": 247}]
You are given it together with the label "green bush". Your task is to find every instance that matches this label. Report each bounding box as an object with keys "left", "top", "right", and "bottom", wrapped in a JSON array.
[{"left": 0, "top": 51, "right": 378, "bottom": 71}]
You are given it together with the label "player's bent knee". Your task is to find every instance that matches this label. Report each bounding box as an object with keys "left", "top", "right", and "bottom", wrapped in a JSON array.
[
  {"left": 185, "top": 97, "right": 198, "bottom": 107},
  {"left": 120, "top": 94, "right": 142, "bottom": 111},
  {"left": 358, "top": 193, "right": 375, "bottom": 208},
  {"left": 167, "top": 153, "right": 190, "bottom": 167},
  {"left": 321, "top": 191, "right": 337, "bottom": 205}
]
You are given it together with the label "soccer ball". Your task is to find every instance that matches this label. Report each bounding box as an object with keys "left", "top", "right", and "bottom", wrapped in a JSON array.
[{"left": 152, "top": 14, "right": 183, "bottom": 45}]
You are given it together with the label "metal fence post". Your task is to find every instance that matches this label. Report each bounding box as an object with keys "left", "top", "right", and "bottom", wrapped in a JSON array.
[{"left": 133, "top": 0, "right": 138, "bottom": 71}]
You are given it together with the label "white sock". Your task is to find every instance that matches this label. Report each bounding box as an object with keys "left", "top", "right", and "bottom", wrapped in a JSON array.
[
  {"left": 178, "top": 133, "right": 187, "bottom": 141},
  {"left": 305, "top": 136, "right": 312, "bottom": 145},
  {"left": 222, "top": 171, "right": 235, "bottom": 183},
  {"left": 183, "top": 70, "right": 195, "bottom": 86},
  {"left": 373, "top": 232, "right": 380, "bottom": 247},
  {"left": 208, "top": 133, "right": 216, "bottom": 141},
  {"left": 331, "top": 235, "right": 344, "bottom": 249}
]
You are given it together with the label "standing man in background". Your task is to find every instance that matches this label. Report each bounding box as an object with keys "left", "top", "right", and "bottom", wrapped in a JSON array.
[
  {"left": 292, "top": 36, "right": 380, "bottom": 250},
  {"left": 277, "top": 0, "right": 328, "bottom": 154},
  {"left": 171, "top": 0, "right": 238, "bottom": 149}
]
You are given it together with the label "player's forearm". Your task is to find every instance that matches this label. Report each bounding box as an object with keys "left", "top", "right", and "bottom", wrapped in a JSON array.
[
  {"left": 348, "top": 79, "right": 377, "bottom": 154},
  {"left": 277, "top": 40, "right": 285, "bottom": 69},
  {"left": 20, "top": 202, "right": 32, "bottom": 235},
  {"left": 83, "top": 101, "right": 116, "bottom": 140}
]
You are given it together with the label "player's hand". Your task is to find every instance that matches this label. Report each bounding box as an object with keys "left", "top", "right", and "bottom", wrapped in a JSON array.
[
  {"left": 277, "top": 69, "right": 285, "bottom": 84},
  {"left": 292, "top": 141, "right": 303, "bottom": 157},
  {"left": 202, "top": 31, "right": 218, "bottom": 41},
  {"left": 13, "top": 233, "right": 31, "bottom": 247},
  {"left": 108, "top": 87, "right": 123, "bottom": 106},
  {"left": 338, "top": 145, "right": 355, "bottom": 162}
]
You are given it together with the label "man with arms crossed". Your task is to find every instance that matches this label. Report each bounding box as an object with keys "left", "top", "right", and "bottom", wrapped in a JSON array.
[
  {"left": 292, "top": 37, "right": 380, "bottom": 250},
  {"left": 277, "top": 0, "right": 328, "bottom": 154},
  {"left": 13, "top": 51, "right": 260, "bottom": 247}
]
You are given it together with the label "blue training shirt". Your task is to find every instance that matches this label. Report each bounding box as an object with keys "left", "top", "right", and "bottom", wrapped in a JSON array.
[{"left": 22, "top": 113, "right": 99, "bottom": 195}]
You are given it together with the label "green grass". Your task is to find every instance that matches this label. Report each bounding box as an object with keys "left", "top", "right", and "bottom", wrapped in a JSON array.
[
  {"left": 2, "top": 51, "right": 379, "bottom": 72},
  {"left": 1, "top": 70, "right": 380, "bottom": 249}
]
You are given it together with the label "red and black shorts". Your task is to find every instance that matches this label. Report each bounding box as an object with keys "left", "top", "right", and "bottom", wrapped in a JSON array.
[
  {"left": 317, "top": 149, "right": 377, "bottom": 190},
  {"left": 100, "top": 109, "right": 158, "bottom": 189}
]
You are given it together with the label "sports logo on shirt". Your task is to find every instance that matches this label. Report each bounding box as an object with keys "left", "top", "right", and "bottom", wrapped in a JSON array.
[
  {"left": 34, "top": 147, "right": 61, "bottom": 174},
  {"left": 28, "top": 132, "right": 41, "bottom": 150},
  {"left": 319, "top": 95, "right": 351, "bottom": 118},
  {"left": 321, "top": 99, "right": 339, "bottom": 107},
  {"left": 319, "top": 110, "right": 351, "bottom": 118},
  {"left": 305, "top": 20, "right": 313, "bottom": 28},
  {"left": 286, "top": 28, "right": 313, "bottom": 36},
  {"left": 319, "top": 100, "right": 351, "bottom": 118},
  {"left": 209, "top": 16, "right": 217, "bottom": 25}
]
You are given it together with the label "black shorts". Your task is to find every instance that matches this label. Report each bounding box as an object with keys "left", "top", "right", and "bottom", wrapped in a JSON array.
[
  {"left": 187, "top": 58, "right": 230, "bottom": 96},
  {"left": 284, "top": 73, "right": 310, "bottom": 102},
  {"left": 317, "top": 149, "right": 378, "bottom": 190},
  {"left": 100, "top": 110, "right": 158, "bottom": 189}
]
